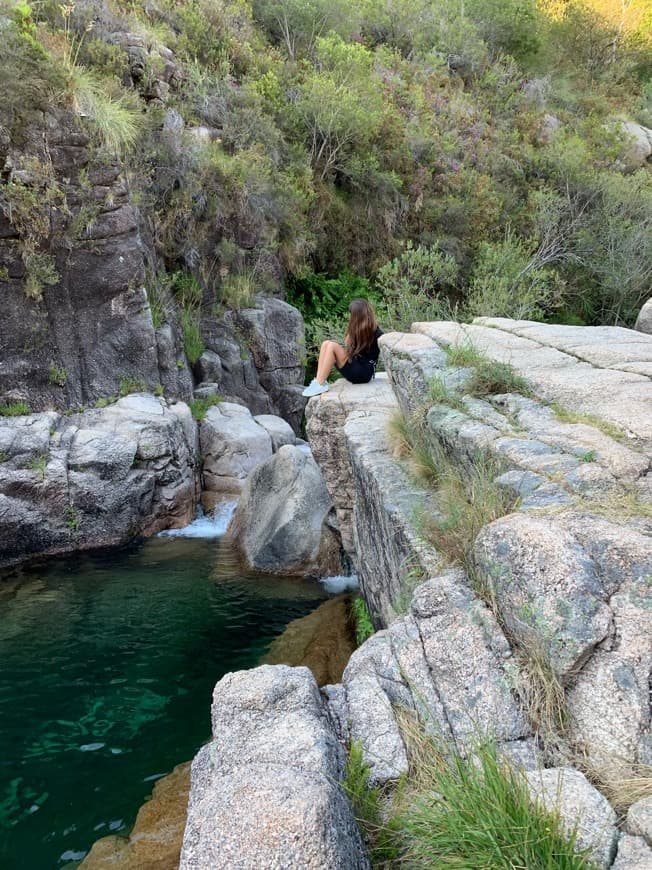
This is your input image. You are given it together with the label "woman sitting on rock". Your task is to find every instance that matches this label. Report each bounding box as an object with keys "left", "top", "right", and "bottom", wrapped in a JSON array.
[{"left": 302, "top": 298, "right": 383, "bottom": 397}]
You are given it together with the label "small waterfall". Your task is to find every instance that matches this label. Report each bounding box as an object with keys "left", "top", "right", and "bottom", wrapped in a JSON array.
[{"left": 158, "top": 502, "right": 238, "bottom": 539}]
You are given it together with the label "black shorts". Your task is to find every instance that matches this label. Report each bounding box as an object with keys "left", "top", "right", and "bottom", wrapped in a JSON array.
[{"left": 337, "top": 359, "right": 375, "bottom": 384}]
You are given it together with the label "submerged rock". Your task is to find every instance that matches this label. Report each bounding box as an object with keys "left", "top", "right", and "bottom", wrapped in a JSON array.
[
  {"left": 263, "top": 594, "right": 356, "bottom": 686},
  {"left": 229, "top": 444, "right": 342, "bottom": 577},
  {"left": 80, "top": 762, "right": 191, "bottom": 870}
]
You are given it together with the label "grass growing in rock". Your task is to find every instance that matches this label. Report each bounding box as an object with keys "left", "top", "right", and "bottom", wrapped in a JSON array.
[
  {"left": 420, "top": 447, "right": 517, "bottom": 574},
  {"left": 351, "top": 597, "right": 375, "bottom": 646},
  {"left": 578, "top": 757, "right": 652, "bottom": 815},
  {"left": 512, "top": 641, "right": 569, "bottom": 740},
  {"left": 0, "top": 401, "right": 30, "bottom": 416},
  {"left": 117, "top": 377, "right": 147, "bottom": 396},
  {"left": 387, "top": 724, "right": 595, "bottom": 869},
  {"left": 548, "top": 403, "right": 627, "bottom": 443},
  {"left": 189, "top": 394, "right": 223, "bottom": 421},
  {"left": 342, "top": 741, "right": 400, "bottom": 866},
  {"left": 445, "top": 343, "right": 533, "bottom": 399}
]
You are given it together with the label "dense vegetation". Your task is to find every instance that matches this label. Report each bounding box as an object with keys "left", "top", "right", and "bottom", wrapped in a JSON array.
[{"left": 1, "top": 0, "right": 650, "bottom": 352}]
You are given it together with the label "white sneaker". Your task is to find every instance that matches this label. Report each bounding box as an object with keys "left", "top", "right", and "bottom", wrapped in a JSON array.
[{"left": 302, "top": 378, "right": 329, "bottom": 398}]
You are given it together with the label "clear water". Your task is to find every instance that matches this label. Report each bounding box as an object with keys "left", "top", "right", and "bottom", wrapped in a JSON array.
[{"left": 0, "top": 520, "right": 331, "bottom": 869}]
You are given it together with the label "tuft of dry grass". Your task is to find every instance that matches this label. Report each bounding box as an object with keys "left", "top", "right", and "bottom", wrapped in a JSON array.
[
  {"left": 576, "top": 755, "right": 652, "bottom": 815},
  {"left": 421, "top": 449, "right": 517, "bottom": 570},
  {"left": 513, "top": 641, "right": 569, "bottom": 740}
]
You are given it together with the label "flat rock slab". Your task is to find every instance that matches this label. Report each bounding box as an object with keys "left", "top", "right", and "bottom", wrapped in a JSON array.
[{"left": 413, "top": 320, "right": 652, "bottom": 445}]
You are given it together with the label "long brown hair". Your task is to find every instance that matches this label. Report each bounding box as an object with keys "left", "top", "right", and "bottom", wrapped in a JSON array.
[{"left": 346, "top": 298, "right": 378, "bottom": 360}]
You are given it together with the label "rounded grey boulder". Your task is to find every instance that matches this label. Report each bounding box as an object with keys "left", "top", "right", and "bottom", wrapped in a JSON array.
[{"left": 229, "top": 444, "right": 341, "bottom": 577}]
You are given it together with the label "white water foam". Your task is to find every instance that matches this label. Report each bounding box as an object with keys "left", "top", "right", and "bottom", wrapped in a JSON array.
[
  {"left": 320, "top": 573, "right": 359, "bottom": 593},
  {"left": 158, "top": 501, "right": 238, "bottom": 539}
]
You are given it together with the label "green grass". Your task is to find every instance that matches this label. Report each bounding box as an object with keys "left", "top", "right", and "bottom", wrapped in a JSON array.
[
  {"left": 189, "top": 394, "right": 223, "bottom": 421},
  {"left": 181, "top": 308, "right": 205, "bottom": 365},
  {"left": 351, "top": 597, "right": 375, "bottom": 646},
  {"left": 29, "top": 453, "right": 48, "bottom": 478},
  {"left": 549, "top": 403, "right": 626, "bottom": 443},
  {"left": 579, "top": 450, "right": 597, "bottom": 463},
  {"left": 95, "top": 396, "right": 117, "bottom": 409},
  {"left": 0, "top": 451, "right": 9, "bottom": 463},
  {"left": 65, "top": 504, "right": 79, "bottom": 532},
  {"left": 67, "top": 66, "right": 141, "bottom": 153},
  {"left": 445, "top": 341, "right": 486, "bottom": 367},
  {"left": 118, "top": 377, "right": 146, "bottom": 397},
  {"left": 466, "top": 358, "right": 533, "bottom": 399},
  {"left": 0, "top": 401, "right": 31, "bottom": 416},
  {"left": 390, "top": 736, "right": 595, "bottom": 869},
  {"left": 342, "top": 741, "right": 400, "bottom": 865},
  {"left": 427, "top": 375, "right": 465, "bottom": 410}
]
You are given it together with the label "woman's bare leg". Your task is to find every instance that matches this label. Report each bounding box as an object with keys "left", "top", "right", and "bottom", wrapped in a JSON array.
[{"left": 316, "top": 340, "right": 348, "bottom": 383}]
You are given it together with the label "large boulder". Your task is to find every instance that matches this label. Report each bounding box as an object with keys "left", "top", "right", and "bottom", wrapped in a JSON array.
[
  {"left": 635, "top": 299, "right": 652, "bottom": 335},
  {"left": 229, "top": 445, "right": 341, "bottom": 577},
  {"left": 0, "top": 395, "right": 198, "bottom": 567},
  {"left": 180, "top": 665, "right": 369, "bottom": 870},
  {"left": 473, "top": 513, "right": 614, "bottom": 678},
  {"left": 199, "top": 298, "right": 307, "bottom": 432},
  {"left": 253, "top": 414, "right": 296, "bottom": 452},
  {"left": 619, "top": 122, "right": 652, "bottom": 166},
  {"left": 199, "top": 403, "right": 272, "bottom": 495},
  {"left": 525, "top": 768, "right": 618, "bottom": 868}
]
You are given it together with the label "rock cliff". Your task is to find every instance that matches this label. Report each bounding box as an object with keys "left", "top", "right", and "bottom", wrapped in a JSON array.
[
  {"left": 182, "top": 319, "right": 651, "bottom": 869},
  {"left": 0, "top": 112, "right": 307, "bottom": 422}
]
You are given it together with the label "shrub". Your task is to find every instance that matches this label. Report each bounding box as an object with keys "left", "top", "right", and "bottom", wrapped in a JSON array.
[
  {"left": 466, "top": 231, "right": 566, "bottom": 322},
  {"left": 375, "top": 241, "right": 459, "bottom": 331},
  {"left": 48, "top": 364, "right": 67, "bottom": 386}
]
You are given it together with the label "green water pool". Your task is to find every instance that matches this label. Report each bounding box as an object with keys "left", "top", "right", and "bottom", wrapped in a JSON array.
[{"left": 0, "top": 529, "right": 332, "bottom": 868}]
